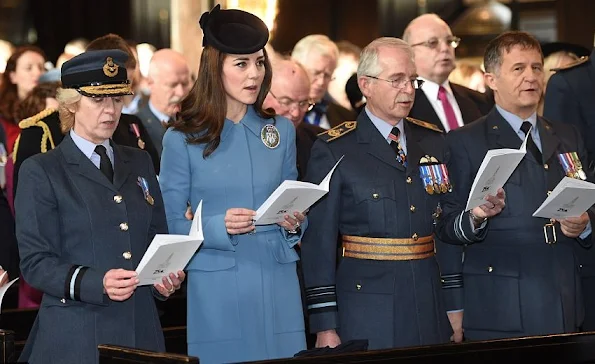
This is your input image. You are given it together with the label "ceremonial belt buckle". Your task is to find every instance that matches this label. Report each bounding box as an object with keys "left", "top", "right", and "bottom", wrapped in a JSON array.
[{"left": 543, "top": 219, "right": 557, "bottom": 245}]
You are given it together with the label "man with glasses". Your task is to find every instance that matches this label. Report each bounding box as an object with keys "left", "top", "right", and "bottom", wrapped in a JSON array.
[
  {"left": 292, "top": 35, "right": 356, "bottom": 130},
  {"left": 263, "top": 57, "right": 319, "bottom": 180},
  {"left": 404, "top": 14, "right": 492, "bottom": 132},
  {"left": 301, "top": 37, "right": 452, "bottom": 350}
]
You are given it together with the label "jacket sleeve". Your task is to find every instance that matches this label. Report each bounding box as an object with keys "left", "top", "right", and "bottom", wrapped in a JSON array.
[
  {"left": 543, "top": 72, "right": 582, "bottom": 130},
  {"left": 301, "top": 139, "right": 342, "bottom": 333},
  {"left": 16, "top": 158, "right": 108, "bottom": 306},
  {"left": 279, "top": 120, "right": 308, "bottom": 246},
  {"left": 160, "top": 129, "right": 235, "bottom": 252}
]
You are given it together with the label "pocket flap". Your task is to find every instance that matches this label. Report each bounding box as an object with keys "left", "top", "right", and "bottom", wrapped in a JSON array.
[
  {"left": 463, "top": 249, "right": 519, "bottom": 278},
  {"left": 352, "top": 183, "right": 396, "bottom": 204},
  {"left": 187, "top": 249, "right": 236, "bottom": 271},
  {"left": 338, "top": 259, "right": 394, "bottom": 294}
]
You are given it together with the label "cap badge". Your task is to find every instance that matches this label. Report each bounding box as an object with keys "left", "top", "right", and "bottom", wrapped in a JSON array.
[{"left": 103, "top": 57, "right": 119, "bottom": 78}]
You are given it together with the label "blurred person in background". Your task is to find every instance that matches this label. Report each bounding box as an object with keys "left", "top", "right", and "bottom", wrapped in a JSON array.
[
  {"left": 0, "top": 46, "right": 46, "bottom": 155},
  {"left": 327, "top": 40, "right": 361, "bottom": 112}
]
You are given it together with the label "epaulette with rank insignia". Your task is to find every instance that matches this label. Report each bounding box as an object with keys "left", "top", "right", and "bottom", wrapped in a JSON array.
[
  {"left": 406, "top": 117, "right": 443, "bottom": 133},
  {"left": 551, "top": 56, "right": 589, "bottom": 72},
  {"left": 317, "top": 121, "right": 357, "bottom": 142}
]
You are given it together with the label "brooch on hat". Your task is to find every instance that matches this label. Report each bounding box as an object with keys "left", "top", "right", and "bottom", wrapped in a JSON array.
[{"left": 103, "top": 57, "right": 119, "bottom": 78}]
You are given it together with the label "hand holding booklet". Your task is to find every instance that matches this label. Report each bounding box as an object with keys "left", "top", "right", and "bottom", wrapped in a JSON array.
[
  {"left": 254, "top": 156, "right": 344, "bottom": 225},
  {"left": 533, "top": 177, "right": 595, "bottom": 219},
  {"left": 0, "top": 272, "right": 19, "bottom": 313},
  {"left": 465, "top": 131, "right": 530, "bottom": 211},
  {"left": 135, "top": 201, "right": 204, "bottom": 286}
]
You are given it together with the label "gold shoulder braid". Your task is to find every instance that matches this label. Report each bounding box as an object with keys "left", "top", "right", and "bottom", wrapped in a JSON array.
[
  {"left": 14, "top": 108, "right": 59, "bottom": 162},
  {"left": 551, "top": 56, "right": 589, "bottom": 72},
  {"left": 318, "top": 121, "right": 357, "bottom": 142},
  {"left": 406, "top": 117, "right": 443, "bottom": 133}
]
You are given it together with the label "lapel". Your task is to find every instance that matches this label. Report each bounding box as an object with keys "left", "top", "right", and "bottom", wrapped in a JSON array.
[
  {"left": 412, "top": 89, "right": 444, "bottom": 131},
  {"left": 111, "top": 141, "right": 132, "bottom": 191},
  {"left": 537, "top": 117, "right": 559, "bottom": 164},
  {"left": 486, "top": 108, "right": 525, "bottom": 151},
  {"left": 403, "top": 120, "right": 425, "bottom": 175},
  {"left": 451, "top": 84, "right": 477, "bottom": 125},
  {"left": 240, "top": 106, "right": 264, "bottom": 139},
  {"left": 356, "top": 112, "right": 404, "bottom": 172},
  {"left": 59, "top": 133, "right": 130, "bottom": 192}
]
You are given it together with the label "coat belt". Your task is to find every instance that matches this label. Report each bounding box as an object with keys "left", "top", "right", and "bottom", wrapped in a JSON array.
[{"left": 342, "top": 234, "right": 435, "bottom": 261}]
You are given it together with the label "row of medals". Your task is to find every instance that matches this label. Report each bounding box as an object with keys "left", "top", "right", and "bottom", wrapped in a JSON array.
[{"left": 419, "top": 155, "right": 452, "bottom": 195}]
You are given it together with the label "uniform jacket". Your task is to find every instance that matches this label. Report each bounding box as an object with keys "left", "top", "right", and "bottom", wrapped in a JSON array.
[
  {"left": 409, "top": 82, "right": 493, "bottom": 131},
  {"left": 301, "top": 110, "right": 451, "bottom": 350},
  {"left": 136, "top": 103, "right": 168, "bottom": 157},
  {"left": 435, "top": 107, "right": 595, "bottom": 340},
  {"left": 13, "top": 110, "right": 160, "bottom": 199},
  {"left": 543, "top": 49, "right": 595, "bottom": 330},
  {"left": 159, "top": 106, "right": 306, "bottom": 363},
  {"left": 15, "top": 133, "right": 167, "bottom": 364},
  {"left": 296, "top": 122, "right": 325, "bottom": 180}
]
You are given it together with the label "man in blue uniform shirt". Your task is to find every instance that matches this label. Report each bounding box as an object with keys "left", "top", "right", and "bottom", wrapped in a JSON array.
[
  {"left": 301, "top": 37, "right": 452, "bottom": 350},
  {"left": 435, "top": 31, "right": 594, "bottom": 341}
]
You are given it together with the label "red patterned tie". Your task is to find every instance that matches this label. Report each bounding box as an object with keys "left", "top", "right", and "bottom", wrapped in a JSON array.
[{"left": 438, "top": 86, "right": 459, "bottom": 131}]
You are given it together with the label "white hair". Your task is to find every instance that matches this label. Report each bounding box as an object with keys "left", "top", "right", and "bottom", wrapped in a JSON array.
[
  {"left": 291, "top": 34, "right": 339, "bottom": 65},
  {"left": 357, "top": 37, "right": 415, "bottom": 78}
]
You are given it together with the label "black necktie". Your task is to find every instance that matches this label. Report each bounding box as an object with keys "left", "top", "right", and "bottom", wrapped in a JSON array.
[
  {"left": 520, "top": 121, "right": 542, "bottom": 163},
  {"left": 95, "top": 145, "right": 114, "bottom": 183},
  {"left": 388, "top": 127, "right": 407, "bottom": 167}
]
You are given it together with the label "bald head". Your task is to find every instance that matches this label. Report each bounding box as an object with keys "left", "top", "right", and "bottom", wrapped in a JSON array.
[
  {"left": 263, "top": 58, "right": 311, "bottom": 126},
  {"left": 403, "top": 13, "right": 457, "bottom": 84},
  {"left": 148, "top": 49, "right": 191, "bottom": 117}
]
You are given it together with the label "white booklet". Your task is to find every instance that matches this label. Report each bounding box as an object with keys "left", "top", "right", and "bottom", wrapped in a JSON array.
[
  {"left": 465, "top": 131, "right": 530, "bottom": 211},
  {"left": 533, "top": 177, "right": 595, "bottom": 219},
  {"left": 254, "top": 156, "right": 344, "bottom": 225},
  {"left": 135, "top": 201, "right": 204, "bottom": 286},
  {"left": 0, "top": 273, "right": 19, "bottom": 313}
]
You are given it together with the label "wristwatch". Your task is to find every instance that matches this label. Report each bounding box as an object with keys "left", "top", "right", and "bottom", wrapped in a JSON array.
[{"left": 469, "top": 211, "right": 488, "bottom": 227}]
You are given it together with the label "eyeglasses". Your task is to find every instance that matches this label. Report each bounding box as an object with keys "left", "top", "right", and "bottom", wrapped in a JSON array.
[
  {"left": 365, "top": 76, "right": 425, "bottom": 90},
  {"left": 410, "top": 36, "right": 461, "bottom": 50},
  {"left": 269, "top": 91, "right": 315, "bottom": 112}
]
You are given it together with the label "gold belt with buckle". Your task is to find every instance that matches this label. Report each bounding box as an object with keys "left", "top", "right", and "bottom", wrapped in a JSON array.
[{"left": 342, "top": 235, "right": 435, "bottom": 261}]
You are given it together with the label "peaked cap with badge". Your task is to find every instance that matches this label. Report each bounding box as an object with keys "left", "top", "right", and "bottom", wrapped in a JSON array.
[
  {"left": 199, "top": 4, "right": 269, "bottom": 54},
  {"left": 61, "top": 49, "right": 133, "bottom": 97}
]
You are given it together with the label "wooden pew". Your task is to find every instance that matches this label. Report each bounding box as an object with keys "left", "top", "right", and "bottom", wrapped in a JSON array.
[{"left": 98, "top": 345, "right": 198, "bottom": 364}]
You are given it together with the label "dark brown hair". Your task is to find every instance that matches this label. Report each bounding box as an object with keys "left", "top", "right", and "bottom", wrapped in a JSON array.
[
  {"left": 173, "top": 46, "right": 274, "bottom": 158},
  {"left": 0, "top": 45, "right": 46, "bottom": 121},
  {"left": 15, "top": 81, "right": 60, "bottom": 122},
  {"left": 484, "top": 31, "right": 543, "bottom": 74},
  {"left": 86, "top": 33, "right": 137, "bottom": 69}
]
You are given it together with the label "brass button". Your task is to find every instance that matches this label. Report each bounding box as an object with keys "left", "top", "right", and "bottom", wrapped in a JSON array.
[
  {"left": 372, "top": 193, "right": 379, "bottom": 199},
  {"left": 488, "top": 266, "right": 494, "bottom": 273},
  {"left": 61, "top": 298, "right": 66, "bottom": 304},
  {"left": 547, "top": 190, "right": 552, "bottom": 196},
  {"left": 410, "top": 205, "right": 416, "bottom": 212},
  {"left": 113, "top": 195, "right": 123, "bottom": 203},
  {"left": 123, "top": 251, "right": 132, "bottom": 260},
  {"left": 406, "top": 176, "right": 412, "bottom": 184},
  {"left": 412, "top": 233, "right": 419, "bottom": 241},
  {"left": 544, "top": 163, "right": 549, "bottom": 170},
  {"left": 356, "top": 284, "right": 362, "bottom": 291},
  {"left": 580, "top": 264, "right": 583, "bottom": 269},
  {"left": 119, "top": 222, "right": 129, "bottom": 231}
]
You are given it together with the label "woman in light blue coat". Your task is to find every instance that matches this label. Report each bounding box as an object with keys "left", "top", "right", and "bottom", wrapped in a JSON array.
[{"left": 159, "top": 5, "right": 307, "bottom": 364}]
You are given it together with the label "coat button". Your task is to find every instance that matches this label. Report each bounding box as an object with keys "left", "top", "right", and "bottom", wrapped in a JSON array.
[
  {"left": 113, "top": 195, "right": 123, "bottom": 203},
  {"left": 547, "top": 190, "right": 552, "bottom": 196},
  {"left": 406, "top": 176, "right": 412, "bottom": 184},
  {"left": 410, "top": 205, "right": 416, "bottom": 212},
  {"left": 61, "top": 298, "right": 66, "bottom": 303},
  {"left": 119, "top": 222, "right": 129, "bottom": 231},
  {"left": 412, "top": 233, "right": 418, "bottom": 241},
  {"left": 356, "top": 284, "right": 362, "bottom": 290},
  {"left": 123, "top": 251, "right": 132, "bottom": 260},
  {"left": 544, "top": 164, "right": 549, "bottom": 170},
  {"left": 488, "top": 266, "right": 494, "bottom": 273},
  {"left": 372, "top": 193, "right": 379, "bottom": 199}
]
